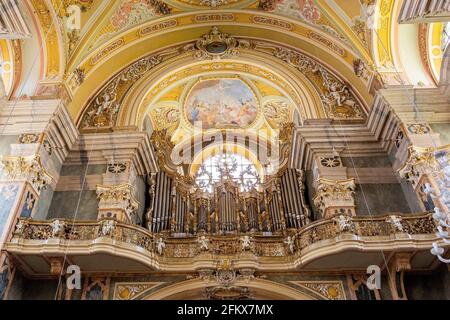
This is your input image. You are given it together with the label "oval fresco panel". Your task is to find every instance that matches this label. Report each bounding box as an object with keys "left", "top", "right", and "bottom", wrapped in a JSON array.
[{"left": 185, "top": 79, "right": 258, "bottom": 129}]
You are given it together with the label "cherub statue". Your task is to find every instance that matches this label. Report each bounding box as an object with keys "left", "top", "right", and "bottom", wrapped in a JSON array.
[
  {"left": 100, "top": 220, "right": 116, "bottom": 237},
  {"left": 333, "top": 215, "right": 353, "bottom": 232},
  {"left": 353, "top": 59, "right": 370, "bottom": 80},
  {"left": 240, "top": 235, "right": 252, "bottom": 251},
  {"left": 284, "top": 235, "right": 296, "bottom": 254},
  {"left": 198, "top": 235, "right": 210, "bottom": 251},
  {"left": 50, "top": 220, "right": 65, "bottom": 238},
  {"left": 386, "top": 215, "right": 404, "bottom": 233},
  {"left": 156, "top": 237, "right": 165, "bottom": 255}
]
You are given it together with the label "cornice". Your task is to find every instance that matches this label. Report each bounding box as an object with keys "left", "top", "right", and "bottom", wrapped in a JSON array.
[{"left": 65, "top": 130, "right": 158, "bottom": 175}]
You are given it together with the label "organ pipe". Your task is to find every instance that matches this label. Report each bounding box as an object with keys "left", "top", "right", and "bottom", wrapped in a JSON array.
[{"left": 145, "top": 169, "right": 311, "bottom": 235}]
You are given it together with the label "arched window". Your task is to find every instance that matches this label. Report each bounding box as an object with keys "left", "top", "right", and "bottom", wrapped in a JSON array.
[{"left": 195, "top": 153, "right": 260, "bottom": 193}]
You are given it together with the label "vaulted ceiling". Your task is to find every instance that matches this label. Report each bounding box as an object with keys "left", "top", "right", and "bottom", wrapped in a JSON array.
[{"left": 2, "top": 0, "right": 443, "bottom": 132}]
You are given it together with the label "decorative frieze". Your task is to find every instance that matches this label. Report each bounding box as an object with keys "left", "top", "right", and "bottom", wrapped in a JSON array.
[
  {"left": 313, "top": 178, "right": 356, "bottom": 219},
  {"left": 320, "top": 156, "right": 341, "bottom": 168},
  {"left": 106, "top": 162, "right": 128, "bottom": 174},
  {"left": 96, "top": 184, "right": 139, "bottom": 223},
  {"left": 297, "top": 213, "right": 435, "bottom": 250},
  {"left": 407, "top": 123, "right": 432, "bottom": 135}
]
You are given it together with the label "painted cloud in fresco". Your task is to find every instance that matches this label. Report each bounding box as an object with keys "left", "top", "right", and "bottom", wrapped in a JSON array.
[{"left": 185, "top": 79, "right": 258, "bottom": 129}]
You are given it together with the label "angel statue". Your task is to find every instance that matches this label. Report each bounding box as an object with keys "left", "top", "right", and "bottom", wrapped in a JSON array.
[
  {"left": 240, "top": 235, "right": 252, "bottom": 251},
  {"left": 156, "top": 237, "right": 165, "bottom": 255},
  {"left": 198, "top": 235, "right": 210, "bottom": 251},
  {"left": 284, "top": 235, "right": 296, "bottom": 254}
]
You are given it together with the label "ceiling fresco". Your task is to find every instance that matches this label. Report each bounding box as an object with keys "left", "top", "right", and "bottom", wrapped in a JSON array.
[
  {"left": 185, "top": 78, "right": 259, "bottom": 129},
  {"left": 146, "top": 70, "right": 295, "bottom": 149}
]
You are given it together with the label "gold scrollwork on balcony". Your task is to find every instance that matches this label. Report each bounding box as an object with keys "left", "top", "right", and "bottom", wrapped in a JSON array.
[
  {"left": 296, "top": 213, "right": 436, "bottom": 250},
  {"left": 11, "top": 213, "right": 436, "bottom": 263}
]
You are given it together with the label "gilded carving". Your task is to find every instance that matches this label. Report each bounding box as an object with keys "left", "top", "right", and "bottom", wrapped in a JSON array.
[
  {"left": 398, "top": 145, "right": 449, "bottom": 189},
  {"left": 18, "top": 134, "right": 40, "bottom": 144},
  {"left": 11, "top": 212, "right": 436, "bottom": 265},
  {"left": 291, "top": 281, "right": 346, "bottom": 300},
  {"left": 67, "top": 67, "right": 85, "bottom": 92},
  {"left": 0, "top": 155, "right": 53, "bottom": 192},
  {"left": 114, "top": 282, "right": 164, "bottom": 300},
  {"left": 256, "top": 43, "right": 365, "bottom": 119},
  {"left": 353, "top": 59, "right": 371, "bottom": 80},
  {"left": 96, "top": 184, "right": 139, "bottom": 223},
  {"left": 313, "top": 179, "right": 356, "bottom": 218},
  {"left": 181, "top": 26, "right": 251, "bottom": 61}
]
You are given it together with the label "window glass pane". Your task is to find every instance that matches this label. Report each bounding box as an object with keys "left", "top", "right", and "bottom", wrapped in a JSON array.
[{"left": 195, "top": 153, "right": 259, "bottom": 193}]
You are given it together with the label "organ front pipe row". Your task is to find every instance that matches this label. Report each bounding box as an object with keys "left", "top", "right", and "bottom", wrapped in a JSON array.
[
  {"left": 146, "top": 169, "right": 311, "bottom": 236},
  {"left": 276, "top": 179, "right": 287, "bottom": 231}
]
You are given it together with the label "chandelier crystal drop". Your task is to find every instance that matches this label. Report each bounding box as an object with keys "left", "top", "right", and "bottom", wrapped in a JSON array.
[{"left": 429, "top": 152, "right": 450, "bottom": 263}]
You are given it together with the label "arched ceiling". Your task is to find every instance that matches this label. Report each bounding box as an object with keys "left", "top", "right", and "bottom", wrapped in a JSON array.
[{"left": 9, "top": 0, "right": 444, "bottom": 126}]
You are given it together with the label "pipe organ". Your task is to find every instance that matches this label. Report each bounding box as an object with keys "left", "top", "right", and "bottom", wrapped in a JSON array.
[{"left": 145, "top": 168, "right": 311, "bottom": 235}]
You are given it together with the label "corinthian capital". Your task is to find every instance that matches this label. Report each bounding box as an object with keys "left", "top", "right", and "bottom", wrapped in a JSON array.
[
  {"left": 398, "top": 145, "right": 449, "bottom": 188},
  {"left": 0, "top": 155, "right": 53, "bottom": 193},
  {"left": 96, "top": 184, "right": 139, "bottom": 223},
  {"left": 313, "top": 178, "right": 356, "bottom": 219}
]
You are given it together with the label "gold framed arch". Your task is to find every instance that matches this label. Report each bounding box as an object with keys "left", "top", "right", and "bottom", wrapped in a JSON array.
[
  {"left": 76, "top": 29, "right": 371, "bottom": 131},
  {"left": 140, "top": 278, "right": 317, "bottom": 300},
  {"left": 122, "top": 54, "right": 319, "bottom": 129},
  {"left": 69, "top": 19, "right": 372, "bottom": 121}
]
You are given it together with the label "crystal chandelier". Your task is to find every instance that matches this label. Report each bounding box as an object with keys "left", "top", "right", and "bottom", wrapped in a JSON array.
[{"left": 428, "top": 151, "right": 450, "bottom": 263}]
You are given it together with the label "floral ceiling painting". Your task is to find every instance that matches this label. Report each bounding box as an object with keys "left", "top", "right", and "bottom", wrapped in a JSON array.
[
  {"left": 93, "top": 0, "right": 159, "bottom": 47},
  {"left": 274, "top": 0, "right": 321, "bottom": 25},
  {"left": 185, "top": 79, "right": 258, "bottom": 129}
]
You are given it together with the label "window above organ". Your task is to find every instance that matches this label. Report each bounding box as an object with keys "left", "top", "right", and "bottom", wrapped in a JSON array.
[{"left": 194, "top": 153, "right": 260, "bottom": 193}]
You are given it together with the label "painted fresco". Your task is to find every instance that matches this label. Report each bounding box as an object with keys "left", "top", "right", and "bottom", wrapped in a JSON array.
[
  {"left": 185, "top": 79, "right": 258, "bottom": 129},
  {"left": 20, "top": 191, "right": 36, "bottom": 218},
  {"left": 0, "top": 184, "right": 18, "bottom": 240}
]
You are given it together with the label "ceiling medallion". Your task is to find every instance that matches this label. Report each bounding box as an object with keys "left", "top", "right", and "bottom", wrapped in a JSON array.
[
  {"left": 200, "top": 0, "right": 229, "bottom": 7},
  {"left": 186, "top": 26, "right": 251, "bottom": 61}
]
